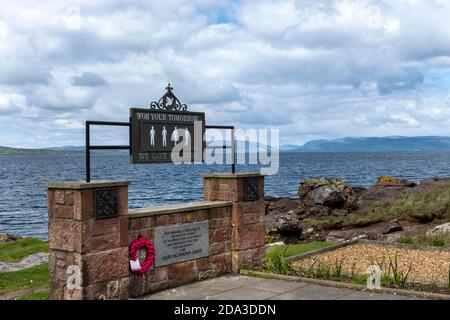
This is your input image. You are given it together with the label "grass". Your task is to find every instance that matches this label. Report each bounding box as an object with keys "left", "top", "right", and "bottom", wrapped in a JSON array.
[
  {"left": 266, "top": 242, "right": 333, "bottom": 260},
  {"left": 263, "top": 242, "right": 333, "bottom": 274},
  {"left": 16, "top": 290, "right": 50, "bottom": 300},
  {"left": 398, "top": 234, "right": 416, "bottom": 245},
  {"left": 0, "top": 238, "right": 48, "bottom": 263},
  {"left": 0, "top": 263, "right": 49, "bottom": 295},
  {"left": 398, "top": 233, "right": 450, "bottom": 247},
  {"left": 304, "top": 181, "right": 450, "bottom": 229},
  {"left": 262, "top": 242, "right": 450, "bottom": 293}
]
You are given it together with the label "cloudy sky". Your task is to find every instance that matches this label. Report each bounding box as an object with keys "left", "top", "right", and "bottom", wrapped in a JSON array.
[{"left": 1, "top": 0, "right": 450, "bottom": 148}]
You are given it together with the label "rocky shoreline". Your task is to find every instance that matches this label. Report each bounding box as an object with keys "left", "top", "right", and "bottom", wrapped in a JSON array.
[
  {"left": 265, "top": 176, "right": 450, "bottom": 244},
  {"left": 0, "top": 234, "right": 22, "bottom": 243}
]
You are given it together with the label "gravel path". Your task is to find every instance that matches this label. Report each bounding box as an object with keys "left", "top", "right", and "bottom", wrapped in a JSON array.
[
  {"left": 0, "top": 253, "right": 48, "bottom": 272},
  {"left": 293, "top": 243, "right": 450, "bottom": 286}
]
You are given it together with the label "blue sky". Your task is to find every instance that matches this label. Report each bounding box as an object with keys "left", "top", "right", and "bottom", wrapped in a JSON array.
[{"left": 1, "top": 0, "right": 450, "bottom": 148}]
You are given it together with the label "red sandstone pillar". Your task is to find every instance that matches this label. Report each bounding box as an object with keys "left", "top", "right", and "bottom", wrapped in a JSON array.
[
  {"left": 203, "top": 173, "right": 266, "bottom": 272},
  {"left": 47, "top": 181, "right": 130, "bottom": 300}
]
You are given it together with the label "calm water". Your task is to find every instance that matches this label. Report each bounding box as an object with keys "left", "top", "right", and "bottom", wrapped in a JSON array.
[{"left": 1, "top": 151, "right": 450, "bottom": 239}]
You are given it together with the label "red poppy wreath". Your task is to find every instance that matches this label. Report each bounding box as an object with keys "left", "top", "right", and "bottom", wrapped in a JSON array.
[{"left": 129, "top": 236, "right": 155, "bottom": 275}]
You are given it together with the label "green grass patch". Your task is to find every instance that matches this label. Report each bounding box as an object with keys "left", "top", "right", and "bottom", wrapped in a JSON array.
[
  {"left": 16, "top": 290, "right": 50, "bottom": 300},
  {"left": 263, "top": 242, "right": 334, "bottom": 275},
  {"left": 398, "top": 233, "right": 450, "bottom": 247},
  {"left": 0, "top": 238, "right": 48, "bottom": 263},
  {"left": 0, "top": 263, "right": 49, "bottom": 295},
  {"left": 304, "top": 181, "right": 450, "bottom": 229},
  {"left": 266, "top": 242, "right": 333, "bottom": 260}
]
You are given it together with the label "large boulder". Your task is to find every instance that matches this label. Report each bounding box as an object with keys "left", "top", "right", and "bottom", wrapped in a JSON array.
[
  {"left": 355, "top": 176, "right": 417, "bottom": 210},
  {"left": 298, "top": 177, "right": 355, "bottom": 209},
  {"left": 274, "top": 211, "right": 302, "bottom": 237},
  {"left": 426, "top": 222, "right": 450, "bottom": 237},
  {"left": 382, "top": 219, "right": 404, "bottom": 234},
  {"left": 0, "top": 233, "right": 22, "bottom": 243},
  {"left": 375, "top": 176, "right": 417, "bottom": 188}
]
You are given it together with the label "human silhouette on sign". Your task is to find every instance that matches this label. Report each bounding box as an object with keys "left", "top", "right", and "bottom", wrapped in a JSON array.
[
  {"left": 162, "top": 126, "right": 167, "bottom": 147},
  {"left": 149, "top": 126, "right": 155, "bottom": 147},
  {"left": 184, "top": 127, "right": 190, "bottom": 146},
  {"left": 171, "top": 127, "right": 179, "bottom": 145}
]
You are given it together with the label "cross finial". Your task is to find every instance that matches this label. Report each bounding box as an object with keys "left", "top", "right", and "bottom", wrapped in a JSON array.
[{"left": 166, "top": 83, "right": 173, "bottom": 92}]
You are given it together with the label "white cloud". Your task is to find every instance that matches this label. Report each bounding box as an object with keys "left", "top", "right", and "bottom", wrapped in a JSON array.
[{"left": 0, "top": 0, "right": 450, "bottom": 148}]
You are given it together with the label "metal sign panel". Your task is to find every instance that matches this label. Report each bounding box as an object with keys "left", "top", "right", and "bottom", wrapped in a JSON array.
[
  {"left": 130, "top": 108, "right": 205, "bottom": 163},
  {"left": 153, "top": 221, "right": 209, "bottom": 267}
]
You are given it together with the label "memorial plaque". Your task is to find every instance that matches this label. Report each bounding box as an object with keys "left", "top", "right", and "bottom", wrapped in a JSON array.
[
  {"left": 153, "top": 221, "right": 209, "bottom": 267},
  {"left": 131, "top": 108, "right": 205, "bottom": 163}
]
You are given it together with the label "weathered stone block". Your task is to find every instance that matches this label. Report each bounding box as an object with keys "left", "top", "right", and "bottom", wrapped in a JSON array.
[
  {"left": 128, "top": 273, "right": 147, "bottom": 298},
  {"left": 118, "top": 186, "right": 128, "bottom": 216},
  {"left": 210, "top": 217, "right": 230, "bottom": 229},
  {"left": 48, "top": 190, "right": 55, "bottom": 218},
  {"left": 232, "top": 223, "right": 265, "bottom": 251},
  {"left": 65, "top": 191, "right": 74, "bottom": 206},
  {"left": 196, "top": 257, "right": 209, "bottom": 272},
  {"left": 209, "top": 241, "right": 229, "bottom": 256},
  {"left": 73, "top": 190, "right": 93, "bottom": 221},
  {"left": 208, "top": 206, "right": 232, "bottom": 219},
  {"left": 119, "top": 216, "right": 129, "bottom": 247},
  {"left": 231, "top": 246, "right": 266, "bottom": 273},
  {"left": 55, "top": 190, "right": 65, "bottom": 205},
  {"left": 154, "top": 214, "right": 168, "bottom": 227},
  {"left": 167, "top": 260, "right": 197, "bottom": 286},
  {"left": 209, "top": 227, "right": 229, "bottom": 243},
  {"left": 92, "top": 233, "right": 120, "bottom": 251},
  {"left": 231, "top": 203, "right": 264, "bottom": 226},
  {"left": 209, "top": 253, "right": 231, "bottom": 274},
  {"left": 104, "top": 219, "right": 119, "bottom": 234},
  {"left": 93, "top": 220, "right": 104, "bottom": 235},
  {"left": 54, "top": 204, "right": 74, "bottom": 219},
  {"left": 84, "top": 247, "right": 129, "bottom": 284},
  {"left": 48, "top": 218, "right": 82, "bottom": 252}
]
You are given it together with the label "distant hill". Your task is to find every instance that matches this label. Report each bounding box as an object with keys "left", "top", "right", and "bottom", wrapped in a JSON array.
[
  {"left": 47, "top": 146, "right": 85, "bottom": 152},
  {"left": 282, "top": 136, "right": 450, "bottom": 152},
  {"left": 0, "top": 146, "right": 79, "bottom": 156},
  {"left": 0, "top": 145, "right": 127, "bottom": 156},
  {"left": 4, "top": 136, "right": 450, "bottom": 155}
]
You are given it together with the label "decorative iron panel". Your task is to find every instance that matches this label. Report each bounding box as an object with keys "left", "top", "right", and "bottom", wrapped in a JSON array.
[
  {"left": 94, "top": 188, "right": 118, "bottom": 219},
  {"left": 150, "top": 83, "right": 188, "bottom": 111},
  {"left": 244, "top": 178, "right": 259, "bottom": 202}
]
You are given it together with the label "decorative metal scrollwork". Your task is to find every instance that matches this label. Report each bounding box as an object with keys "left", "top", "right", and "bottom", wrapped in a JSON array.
[
  {"left": 244, "top": 178, "right": 259, "bottom": 202},
  {"left": 150, "top": 83, "right": 188, "bottom": 111},
  {"left": 94, "top": 188, "right": 118, "bottom": 219}
]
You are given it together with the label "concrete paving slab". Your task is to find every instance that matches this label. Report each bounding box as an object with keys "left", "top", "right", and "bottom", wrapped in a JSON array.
[
  {"left": 139, "top": 275, "right": 419, "bottom": 300},
  {"left": 189, "top": 275, "right": 261, "bottom": 292},
  {"left": 267, "top": 284, "right": 357, "bottom": 300},
  {"left": 249, "top": 278, "right": 309, "bottom": 293},
  {"left": 142, "top": 286, "right": 222, "bottom": 300},
  {"left": 204, "top": 285, "right": 280, "bottom": 300}
]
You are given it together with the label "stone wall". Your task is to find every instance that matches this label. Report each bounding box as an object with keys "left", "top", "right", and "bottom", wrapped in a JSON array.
[
  {"left": 47, "top": 181, "right": 130, "bottom": 300},
  {"left": 203, "top": 173, "right": 266, "bottom": 273},
  {"left": 127, "top": 201, "right": 232, "bottom": 297},
  {"left": 47, "top": 173, "right": 266, "bottom": 300}
]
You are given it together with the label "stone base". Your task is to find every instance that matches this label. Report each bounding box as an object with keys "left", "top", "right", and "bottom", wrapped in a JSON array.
[{"left": 231, "top": 246, "right": 266, "bottom": 273}]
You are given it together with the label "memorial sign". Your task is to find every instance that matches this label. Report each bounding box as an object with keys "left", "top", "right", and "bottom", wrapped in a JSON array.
[
  {"left": 84, "top": 84, "right": 232, "bottom": 182},
  {"left": 130, "top": 84, "right": 205, "bottom": 163},
  {"left": 131, "top": 108, "right": 205, "bottom": 163},
  {"left": 153, "top": 221, "right": 209, "bottom": 267}
]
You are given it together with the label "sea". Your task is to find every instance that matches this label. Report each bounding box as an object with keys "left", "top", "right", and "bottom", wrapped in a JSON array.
[{"left": 1, "top": 151, "right": 450, "bottom": 240}]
